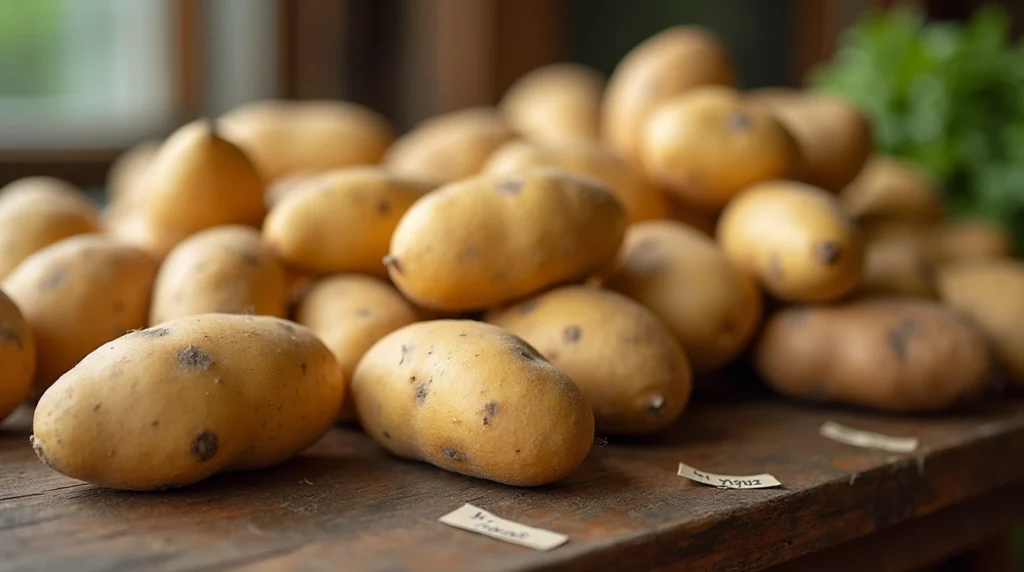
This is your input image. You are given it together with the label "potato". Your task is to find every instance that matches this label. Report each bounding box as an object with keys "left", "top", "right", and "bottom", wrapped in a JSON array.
[
  {"left": 930, "top": 219, "right": 1013, "bottom": 264},
  {"left": 747, "top": 89, "right": 873, "bottom": 193},
  {"left": 351, "top": 320, "right": 593, "bottom": 486},
  {"left": 263, "top": 167, "right": 433, "bottom": 277},
  {"left": 499, "top": 63, "right": 603, "bottom": 145},
  {"left": 0, "top": 289, "right": 34, "bottom": 421},
  {"left": 2, "top": 235, "right": 158, "bottom": 397},
  {"left": 841, "top": 155, "right": 941, "bottom": 223},
  {"left": 483, "top": 140, "right": 669, "bottom": 222},
  {"left": 717, "top": 180, "right": 863, "bottom": 302},
  {"left": 602, "top": 26, "right": 735, "bottom": 164},
  {"left": 754, "top": 300, "right": 992, "bottom": 412},
  {"left": 857, "top": 233, "right": 937, "bottom": 299},
  {"left": 31, "top": 314, "right": 344, "bottom": 490},
  {"left": 640, "top": 86, "right": 800, "bottom": 209},
  {"left": 487, "top": 286, "right": 692, "bottom": 435},
  {"left": 295, "top": 275, "right": 418, "bottom": 421},
  {"left": 106, "top": 140, "right": 160, "bottom": 206},
  {"left": 0, "top": 185, "right": 101, "bottom": 280},
  {"left": 604, "top": 220, "right": 761, "bottom": 373},
  {"left": 0, "top": 176, "right": 91, "bottom": 208},
  {"left": 386, "top": 168, "right": 627, "bottom": 311},
  {"left": 666, "top": 194, "right": 718, "bottom": 236},
  {"left": 150, "top": 225, "right": 287, "bottom": 325},
  {"left": 219, "top": 100, "right": 394, "bottom": 182},
  {"left": 265, "top": 171, "right": 320, "bottom": 208},
  {"left": 937, "top": 260, "right": 1024, "bottom": 385}
]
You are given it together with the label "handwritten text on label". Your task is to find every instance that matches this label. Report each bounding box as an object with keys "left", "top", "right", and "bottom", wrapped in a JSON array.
[
  {"left": 438, "top": 503, "right": 569, "bottom": 551},
  {"left": 819, "top": 421, "right": 919, "bottom": 453},
  {"left": 677, "top": 462, "right": 782, "bottom": 489}
]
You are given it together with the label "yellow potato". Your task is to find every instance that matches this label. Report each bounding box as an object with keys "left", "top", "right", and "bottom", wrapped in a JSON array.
[
  {"left": 0, "top": 289, "right": 34, "bottom": 421},
  {"left": 386, "top": 168, "right": 627, "bottom": 310},
  {"left": 106, "top": 140, "right": 160, "bottom": 206},
  {"left": 150, "top": 225, "right": 287, "bottom": 325},
  {"left": 604, "top": 220, "right": 761, "bottom": 373},
  {"left": 263, "top": 167, "right": 433, "bottom": 277},
  {"left": 499, "top": 63, "right": 604, "bottom": 145},
  {"left": 487, "top": 286, "right": 692, "bottom": 435},
  {"left": 841, "top": 155, "right": 942, "bottom": 223},
  {"left": 0, "top": 176, "right": 91, "bottom": 208},
  {"left": 351, "top": 320, "right": 593, "bottom": 486},
  {"left": 717, "top": 180, "right": 864, "bottom": 302},
  {"left": 31, "top": 314, "right": 344, "bottom": 490},
  {"left": 264, "top": 171, "right": 321, "bottom": 208}
]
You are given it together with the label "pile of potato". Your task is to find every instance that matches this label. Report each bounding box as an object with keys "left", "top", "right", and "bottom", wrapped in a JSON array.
[{"left": 1, "top": 26, "right": 1020, "bottom": 492}]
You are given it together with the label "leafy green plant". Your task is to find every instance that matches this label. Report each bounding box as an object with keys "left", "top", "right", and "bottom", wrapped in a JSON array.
[{"left": 811, "top": 3, "right": 1024, "bottom": 251}]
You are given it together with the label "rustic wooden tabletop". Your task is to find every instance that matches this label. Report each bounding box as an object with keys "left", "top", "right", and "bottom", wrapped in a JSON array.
[{"left": 3, "top": 386, "right": 1024, "bottom": 572}]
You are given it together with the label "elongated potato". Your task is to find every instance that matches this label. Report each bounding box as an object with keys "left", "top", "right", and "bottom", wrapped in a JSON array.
[
  {"left": 500, "top": 63, "right": 604, "bottom": 145},
  {"left": 487, "top": 287, "right": 691, "bottom": 435},
  {"left": 263, "top": 168, "right": 433, "bottom": 276},
  {"left": 31, "top": 314, "right": 344, "bottom": 490},
  {"left": 352, "top": 320, "right": 593, "bottom": 486},
  {"left": 150, "top": 225, "right": 287, "bottom": 324},
  {"left": 755, "top": 300, "right": 991, "bottom": 412},
  {"left": 841, "top": 156, "right": 942, "bottom": 223},
  {"left": 3, "top": 235, "right": 158, "bottom": 397},
  {"left": 295, "top": 275, "right": 418, "bottom": 421},
  {"left": 605, "top": 221, "right": 761, "bottom": 373},
  {"left": 0, "top": 186, "right": 101, "bottom": 280},
  {"left": 386, "top": 168, "right": 627, "bottom": 311},
  {"left": 0, "top": 289, "right": 34, "bottom": 421},
  {"left": 717, "top": 180, "right": 863, "bottom": 302}
]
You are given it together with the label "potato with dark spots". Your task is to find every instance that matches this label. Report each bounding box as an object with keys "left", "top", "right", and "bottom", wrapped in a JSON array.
[
  {"left": 840, "top": 156, "right": 942, "bottom": 223},
  {"left": 487, "top": 286, "right": 692, "bottom": 435},
  {"left": 352, "top": 320, "right": 593, "bottom": 486},
  {"left": 295, "top": 275, "right": 419, "bottom": 421},
  {"left": 31, "top": 314, "right": 344, "bottom": 491},
  {"left": 754, "top": 300, "right": 991, "bottom": 413},
  {"left": 3, "top": 235, "right": 157, "bottom": 398},
  {"left": 717, "top": 180, "right": 863, "bottom": 302},
  {"left": 386, "top": 169, "right": 627, "bottom": 311},
  {"left": 0, "top": 289, "right": 34, "bottom": 421},
  {"left": 499, "top": 63, "right": 604, "bottom": 145}
]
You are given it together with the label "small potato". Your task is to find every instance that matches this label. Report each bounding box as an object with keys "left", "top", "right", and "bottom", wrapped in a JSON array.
[
  {"left": 499, "top": 63, "right": 604, "bottom": 145},
  {"left": 857, "top": 233, "right": 937, "bottom": 299},
  {"left": 3, "top": 235, "right": 158, "bottom": 397},
  {"left": 295, "top": 275, "right": 418, "bottom": 421},
  {"left": 483, "top": 140, "right": 669, "bottom": 222},
  {"left": 841, "top": 155, "right": 942, "bottom": 223},
  {"left": 0, "top": 289, "right": 34, "bottom": 421},
  {"left": 930, "top": 219, "right": 1013, "bottom": 264},
  {"left": 263, "top": 167, "right": 433, "bottom": 277},
  {"left": 383, "top": 107, "right": 513, "bottom": 186},
  {"left": 31, "top": 314, "right": 344, "bottom": 490},
  {"left": 386, "top": 169, "right": 627, "bottom": 311},
  {"left": 487, "top": 286, "right": 692, "bottom": 435},
  {"left": 641, "top": 87, "right": 800, "bottom": 209},
  {"left": 106, "top": 140, "right": 160, "bottom": 207},
  {"left": 717, "top": 180, "right": 864, "bottom": 302},
  {"left": 602, "top": 26, "right": 735, "bottom": 164},
  {"left": 150, "top": 225, "right": 287, "bottom": 325},
  {"left": 605, "top": 221, "right": 761, "bottom": 373},
  {"left": 352, "top": 320, "right": 593, "bottom": 486},
  {"left": 0, "top": 185, "right": 101, "bottom": 280},
  {"left": 755, "top": 300, "right": 992, "bottom": 412}
]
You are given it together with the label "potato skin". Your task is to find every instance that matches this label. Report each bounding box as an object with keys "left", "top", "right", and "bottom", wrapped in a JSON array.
[
  {"left": 386, "top": 168, "right": 627, "bottom": 311},
  {"left": 294, "top": 275, "right": 418, "bottom": 421},
  {"left": 31, "top": 314, "right": 344, "bottom": 490},
  {"left": 857, "top": 233, "right": 937, "bottom": 299},
  {"left": 0, "top": 289, "right": 34, "bottom": 421},
  {"left": 0, "top": 186, "right": 100, "bottom": 280},
  {"left": 500, "top": 63, "right": 604, "bottom": 145},
  {"left": 0, "top": 176, "right": 91, "bottom": 208},
  {"left": 487, "top": 287, "right": 692, "bottom": 435},
  {"left": 106, "top": 141, "right": 160, "bottom": 207},
  {"left": 717, "top": 180, "right": 864, "bottom": 302},
  {"left": 351, "top": 320, "right": 594, "bottom": 486},
  {"left": 930, "top": 219, "right": 1013, "bottom": 264},
  {"left": 841, "top": 156, "right": 942, "bottom": 223},
  {"left": 263, "top": 167, "right": 433, "bottom": 277},
  {"left": 755, "top": 300, "right": 991, "bottom": 412},
  {"left": 150, "top": 225, "right": 287, "bottom": 325},
  {"left": 2, "top": 235, "right": 158, "bottom": 397},
  {"left": 605, "top": 221, "right": 761, "bottom": 373}
]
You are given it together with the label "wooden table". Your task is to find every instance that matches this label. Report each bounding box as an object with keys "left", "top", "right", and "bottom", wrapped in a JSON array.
[{"left": 3, "top": 385, "right": 1024, "bottom": 572}]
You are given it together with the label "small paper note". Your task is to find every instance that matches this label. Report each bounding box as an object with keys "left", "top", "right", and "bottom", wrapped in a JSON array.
[
  {"left": 439, "top": 504, "right": 569, "bottom": 551},
  {"left": 676, "top": 462, "right": 782, "bottom": 489},
  {"left": 819, "top": 421, "right": 919, "bottom": 453}
]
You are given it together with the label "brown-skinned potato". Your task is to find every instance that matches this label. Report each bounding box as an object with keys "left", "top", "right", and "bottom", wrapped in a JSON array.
[
  {"left": 841, "top": 155, "right": 942, "bottom": 223},
  {"left": 499, "top": 63, "right": 604, "bottom": 145},
  {"left": 0, "top": 288, "right": 34, "bottom": 421}
]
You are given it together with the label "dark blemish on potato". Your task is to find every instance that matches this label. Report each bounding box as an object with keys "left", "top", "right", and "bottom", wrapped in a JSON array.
[
  {"left": 382, "top": 255, "right": 402, "bottom": 274},
  {"left": 300, "top": 361, "right": 307, "bottom": 375},
  {"left": 151, "top": 420, "right": 159, "bottom": 427},
  {"left": 399, "top": 343, "right": 414, "bottom": 365},
  {"left": 816, "top": 241, "right": 842, "bottom": 265},
  {"left": 41, "top": 268, "right": 67, "bottom": 291},
  {"left": 240, "top": 252, "right": 261, "bottom": 266},
  {"left": 458, "top": 332, "right": 467, "bottom": 337},
  {"left": 414, "top": 383, "right": 428, "bottom": 405},
  {"left": 769, "top": 253, "right": 784, "bottom": 281},
  {"left": 647, "top": 395, "right": 666, "bottom": 416},
  {"left": 515, "top": 449, "right": 521, "bottom": 454},
  {"left": 481, "top": 401, "right": 499, "bottom": 426},
  {"left": 92, "top": 403, "right": 101, "bottom": 412},
  {"left": 459, "top": 247, "right": 478, "bottom": 261},
  {"left": 442, "top": 447, "right": 466, "bottom": 462},
  {"left": 0, "top": 324, "right": 23, "bottom": 349},
  {"left": 563, "top": 325, "right": 582, "bottom": 342},
  {"left": 727, "top": 111, "right": 754, "bottom": 131},
  {"left": 409, "top": 375, "right": 417, "bottom": 383},
  {"left": 278, "top": 321, "right": 296, "bottom": 335},
  {"left": 383, "top": 430, "right": 392, "bottom": 440},
  {"left": 377, "top": 200, "right": 391, "bottom": 215},
  {"left": 358, "top": 308, "right": 372, "bottom": 318},
  {"left": 177, "top": 345, "right": 213, "bottom": 370},
  {"left": 888, "top": 317, "right": 923, "bottom": 360},
  {"left": 497, "top": 178, "right": 524, "bottom": 194},
  {"left": 138, "top": 326, "right": 169, "bottom": 337},
  {"left": 191, "top": 432, "right": 219, "bottom": 462}
]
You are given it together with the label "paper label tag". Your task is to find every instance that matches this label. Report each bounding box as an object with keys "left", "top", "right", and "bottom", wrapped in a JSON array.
[
  {"left": 438, "top": 504, "right": 569, "bottom": 551},
  {"left": 819, "top": 421, "right": 919, "bottom": 453},
  {"left": 677, "top": 462, "right": 782, "bottom": 489}
]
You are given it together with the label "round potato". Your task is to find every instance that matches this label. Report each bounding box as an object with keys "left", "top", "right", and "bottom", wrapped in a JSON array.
[
  {"left": 487, "top": 286, "right": 692, "bottom": 435},
  {"left": 857, "top": 232, "right": 937, "bottom": 298},
  {"left": 31, "top": 314, "right": 344, "bottom": 490},
  {"left": 640, "top": 86, "right": 800, "bottom": 209},
  {"left": 295, "top": 275, "right": 418, "bottom": 421},
  {"left": 150, "top": 225, "right": 287, "bottom": 325},
  {"left": 106, "top": 140, "right": 160, "bottom": 207},
  {"left": 0, "top": 176, "right": 91, "bottom": 208},
  {"left": 841, "top": 155, "right": 942, "bottom": 223},
  {"left": 604, "top": 220, "right": 761, "bottom": 373},
  {"left": 499, "top": 63, "right": 604, "bottom": 145},
  {"left": 602, "top": 26, "right": 735, "bottom": 164},
  {"left": 0, "top": 289, "right": 34, "bottom": 421},
  {"left": 0, "top": 186, "right": 101, "bottom": 280},
  {"left": 3, "top": 235, "right": 158, "bottom": 397},
  {"left": 263, "top": 167, "right": 433, "bottom": 277},
  {"left": 755, "top": 300, "right": 992, "bottom": 412},
  {"left": 386, "top": 168, "right": 627, "bottom": 311},
  {"left": 483, "top": 139, "right": 669, "bottom": 222},
  {"left": 717, "top": 180, "right": 863, "bottom": 302},
  {"left": 352, "top": 320, "right": 594, "bottom": 486},
  {"left": 930, "top": 219, "right": 1013, "bottom": 264}
]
